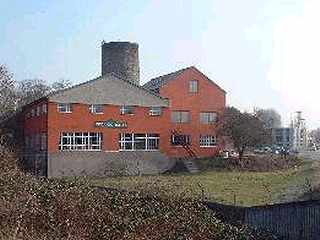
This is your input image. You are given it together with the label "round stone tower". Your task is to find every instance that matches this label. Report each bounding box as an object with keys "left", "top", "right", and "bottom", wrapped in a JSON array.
[{"left": 101, "top": 41, "right": 140, "bottom": 85}]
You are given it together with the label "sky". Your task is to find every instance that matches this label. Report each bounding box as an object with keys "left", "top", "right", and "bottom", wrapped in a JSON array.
[{"left": 0, "top": 0, "right": 319, "bottom": 128}]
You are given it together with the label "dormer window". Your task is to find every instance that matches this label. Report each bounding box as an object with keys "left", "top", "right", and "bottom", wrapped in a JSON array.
[
  {"left": 90, "top": 104, "right": 104, "bottom": 114},
  {"left": 189, "top": 80, "right": 198, "bottom": 93},
  {"left": 120, "top": 105, "right": 135, "bottom": 115},
  {"left": 149, "top": 107, "right": 162, "bottom": 116},
  {"left": 58, "top": 103, "right": 72, "bottom": 113}
]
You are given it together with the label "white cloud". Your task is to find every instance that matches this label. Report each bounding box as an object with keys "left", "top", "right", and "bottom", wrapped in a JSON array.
[{"left": 268, "top": 0, "right": 320, "bottom": 128}]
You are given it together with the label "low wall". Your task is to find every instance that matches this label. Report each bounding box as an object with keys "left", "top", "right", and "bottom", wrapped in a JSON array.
[{"left": 48, "top": 151, "right": 174, "bottom": 177}]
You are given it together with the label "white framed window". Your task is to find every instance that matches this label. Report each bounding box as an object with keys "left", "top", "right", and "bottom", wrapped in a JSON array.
[
  {"left": 120, "top": 105, "right": 135, "bottom": 115},
  {"left": 58, "top": 103, "right": 72, "bottom": 113},
  {"left": 36, "top": 106, "right": 41, "bottom": 116},
  {"left": 119, "top": 133, "right": 159, "bottom": 151},
  {"left": 31, "top": 109, "right": 35, "bottom": 117},
  {"left": 90, "top": 104, "right": 104, "bottom": 114},
  {"left": 42, "top": 104, "right": 47, "bottom": 114},
  {"left": 200, "top": 135, "right": 217, "bottom": 147},
  {"left": 189, "top": 80, "right": 198, "bottom": 93},
  {"left": 200, "top": 112, "right": 217, "bottom": 124},
  {"left": 171, "top": 134, "right": 191, "bottom": 146},
  {"left": 149, "top": 107, "right": 162, "bottom": 116},
  {"left": 59, "top": 132, "right": 102, "bottom": 151},
  {"left": 171, "top": 111, "right": 190, "bottom": 123}
]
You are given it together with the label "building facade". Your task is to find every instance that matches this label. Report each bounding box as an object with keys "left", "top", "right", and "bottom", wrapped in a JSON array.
[
  {"left": 22, "top": 41, "right": 226, "bottom": 177},
  {"left": 272, "top": 127, "right": 294, "bottom": 149}
]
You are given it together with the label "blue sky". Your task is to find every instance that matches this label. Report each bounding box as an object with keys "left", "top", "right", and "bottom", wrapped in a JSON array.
[{"left": 1, "top": 0, "right": 318, "bottom": 128}]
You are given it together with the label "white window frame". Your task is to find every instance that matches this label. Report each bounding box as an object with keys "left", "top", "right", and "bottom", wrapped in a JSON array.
[
  {"left": 200, "top": 112, "right": 217, "bottom": 124},
  {"left": 120, "top": 105, "right": 135, "bottom": 115},
  {"left": 200, "top": 135, "right": 217, "bottom": 147},
  {"left": 31, "top": 109, "right": 35, "bottom": 117},
  {"left": 36, "top": 106, "right": 41, "bottom": 116},
  {"left": 59, "top": 132, "right": 102, "bottom": 151},
  {"left": 189, "top": 80, "right": 198, "bottom": 93},
  {"left": 171, "top": 111, "right": 190, "bottom": 123},
  {"left": 42, "top": 104, "right": 47, "bottom": 114},
  {"left": 119, "top": 133, "right": 160, "bottom": 151},
  {"left": 149, "top": 107, "right": 162, "bottom": 116},
  {"left": 90, "top": 104, "right": 104, "bottom": 114},
  {"left": 58, "top": 103, "right": 72, "bottom": 113}
]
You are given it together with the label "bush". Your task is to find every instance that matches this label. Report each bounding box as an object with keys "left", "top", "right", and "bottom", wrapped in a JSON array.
[
  {"left": 0, "top": 149, "right": 278, "bottom": 240},
  {"left": 197, "top": 154, "right": 301, "bottom": 172}
]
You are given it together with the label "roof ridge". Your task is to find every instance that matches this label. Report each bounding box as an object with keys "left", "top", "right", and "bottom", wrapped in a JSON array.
[
  {"left": 48, "top": 72, "right": 168, "bottom": 104},
  {"left": 106, "top": 72, "right": 169, "bottom": 101},
  {"left": 148, "top": 66, "right": 192, "bottom": 82}
]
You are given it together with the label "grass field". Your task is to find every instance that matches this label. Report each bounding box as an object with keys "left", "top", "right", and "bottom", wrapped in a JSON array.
[{"left": 90, "top": 164, "right": 309, "bottom": 207}]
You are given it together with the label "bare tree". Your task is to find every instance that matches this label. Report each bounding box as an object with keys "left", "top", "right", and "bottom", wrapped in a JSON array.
[
  {"left": 218, "top": 107, "right": 271, "bottom": 162},
  {"left": 15, "top": 78, "right": 72, "bottom": 108},
  {"left": 0, "top": 65, "right": 16, "bottom": 119},
  {"left": 50, "top": 79, "right": 72, "bottom": 92},
  {"left": 254, "top": 108, "right": 282, "bottom": 129},
  {"left": 310, "top": 128, "right": 320, "bottom": 144},
  {"left": 15, "top": 78, "right": 50, "bottom": 108}
]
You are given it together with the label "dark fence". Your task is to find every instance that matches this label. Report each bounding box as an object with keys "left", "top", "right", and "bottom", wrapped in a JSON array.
[{"left": 206, "top": 200, "right": 320, "bottom": 240}]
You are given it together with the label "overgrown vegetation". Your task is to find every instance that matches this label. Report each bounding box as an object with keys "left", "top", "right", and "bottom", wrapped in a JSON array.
[
  {"left": 197, "top": 154, "right": 302, "bottom": 172},
  {"left": 0, "top": 147, "right": 278, "bottom": 239}
]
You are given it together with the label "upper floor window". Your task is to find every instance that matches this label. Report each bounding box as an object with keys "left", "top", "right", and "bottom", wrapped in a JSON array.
[
  {"left": 58, "top": 103, "right": 72, "bottom": 113},
  {"left": 120, "top": 105, "right": 135, "bottom": 115},
  {"left": 149, "top": 107, "right": 162, "bottom": 116},
  {"left": 200, "top": 112, "right": 217, "bottom": 124},
  {"left": 90, "top": 104, "right": 104, "bottom": 114},
  {"left": 31, "top": 109, "right": 35, "bottom": 117},
  {"left": 42, "top": 104, "right": 47, "bottom": 114},
  {"left": 189, "top": 80, "right": 198, "bottom": 93},
  {"left": 171, "top": 111, "right": 190, "bottom": 123}
]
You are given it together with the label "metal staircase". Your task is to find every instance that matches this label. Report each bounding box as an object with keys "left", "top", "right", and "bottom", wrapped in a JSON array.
[{"left": 171, "top": 130, "right": 199, "bottom": 173}]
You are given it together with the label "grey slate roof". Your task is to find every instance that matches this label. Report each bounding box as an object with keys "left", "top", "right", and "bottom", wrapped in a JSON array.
[
  {"left": 143, "top": 67, "right": 190, "bottom": 92},
  {"left": 143, "top": 66, "right": 226, "bottom": 94},
  {"left": 49, "top": 73, "right": 169, "bottom": 107}
]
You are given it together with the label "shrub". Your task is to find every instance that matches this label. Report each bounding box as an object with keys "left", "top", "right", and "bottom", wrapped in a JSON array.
[{"left": 0, "top": 149, "right": 278, "bottom": 240}]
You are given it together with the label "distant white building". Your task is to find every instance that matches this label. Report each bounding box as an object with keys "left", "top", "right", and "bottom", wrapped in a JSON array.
[{"left": 291, "top": 111, "right": 308, "bottom": 151}]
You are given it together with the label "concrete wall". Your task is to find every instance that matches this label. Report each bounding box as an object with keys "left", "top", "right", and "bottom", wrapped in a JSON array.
[{"left": 48, "top": 151, "right": 174, "bottom": 177}]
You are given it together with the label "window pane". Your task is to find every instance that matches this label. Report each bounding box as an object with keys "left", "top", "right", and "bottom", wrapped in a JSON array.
[
  {"left": 91, "top": 104, "right": 104, "bottom": 114},
  {"left": 60, "top": 132, "right": 102, "bottom": 151},
  {"left": 189, "top": 80, "right": 198, "bottom": 93},
  {"left": 134, "top": 133, "right": 146, "bottom": 150},
  {"left": 121, "top": 105, "right": 135, "bottom": 114},
  {"left": 149, "top": 107, "right": 162, "bottom": 116}
]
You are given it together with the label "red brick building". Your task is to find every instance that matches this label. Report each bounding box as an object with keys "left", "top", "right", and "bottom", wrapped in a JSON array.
[{"left": 22, "top": 41, "right": 226, "bottom": 177}]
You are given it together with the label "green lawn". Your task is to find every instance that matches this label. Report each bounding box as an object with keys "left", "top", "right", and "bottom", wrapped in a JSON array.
[{"left": 90, "top": 166, "right": 307, "bottom": 207}]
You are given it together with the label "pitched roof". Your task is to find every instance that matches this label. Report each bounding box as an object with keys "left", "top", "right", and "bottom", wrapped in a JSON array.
[
  {"left": 143, "top": 67, "right": 191, "bottom": 92},
  {"left": 143, "top": 66, "right": 226, "bottom": 93},
  {"left": 49, "top": 73, "right": 169, "bottom": 107}
]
